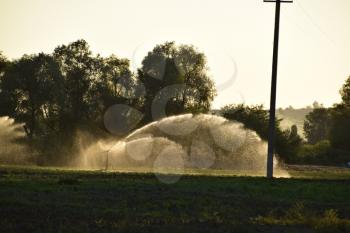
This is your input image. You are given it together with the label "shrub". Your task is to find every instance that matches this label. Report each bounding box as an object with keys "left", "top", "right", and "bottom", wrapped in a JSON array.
[
  {"left": 295, "top": 140, "right": 331, "bottom": 164},
  {"left": 295, "top": 140, "right": 350, "bottom": 165},
  {"left": 220, "top": 104, "right": 302, "bottom": 163}
]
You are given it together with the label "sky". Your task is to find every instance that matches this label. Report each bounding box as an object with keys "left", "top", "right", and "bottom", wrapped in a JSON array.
[{"left": 0, "top": 0, "right": 349, "bottom": 109}]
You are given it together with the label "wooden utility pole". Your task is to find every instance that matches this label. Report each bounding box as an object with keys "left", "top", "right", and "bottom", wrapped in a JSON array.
[{"left": 264, "top": 0, "right": 293, "bottom": 178}]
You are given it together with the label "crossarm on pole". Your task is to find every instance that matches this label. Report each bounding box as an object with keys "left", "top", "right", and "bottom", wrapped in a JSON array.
[{"left": 264, "top": 0, "right": 293, "bottom": 3}]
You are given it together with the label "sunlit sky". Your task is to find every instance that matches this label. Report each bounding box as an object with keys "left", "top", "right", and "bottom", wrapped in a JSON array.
[{"left": 1, "top": 0, "right": 349, "bottom": 109}]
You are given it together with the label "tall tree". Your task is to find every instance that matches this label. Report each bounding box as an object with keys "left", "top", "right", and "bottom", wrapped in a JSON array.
[
  {"left": 0, "top": 53, "right": 62, "bottom": 138},
  {"left": 137, "top": 42, "right": 216, "bottom": 123},
  {"left": 53, "top": 39, "right": 96, "bottom": 126},
  {"left": 329, "top": 104, "right": 350, "bottom": 151},
  {"left": 0, "top": 52, "right": 13, "bottom": 118},
  {"left": 92, "top": 55, "right": 135, "bottom": 109},
  {"left": 340, "top": 76, "right": 350, "bottom": 106},
  {"left": 0, "top": 52, "right": 7, "bottom": 75},
  {"left": 303, "top": 108, "right": 331, "bottom": 144},
  {"left": 328, "top": 76, "right": 350, "bottom": 151},
  {"left": 88, "top": 54, "right": 139, "bottom": 129},
  {"left": 0, "top": 52, "right": 10, "bottom": 116}
]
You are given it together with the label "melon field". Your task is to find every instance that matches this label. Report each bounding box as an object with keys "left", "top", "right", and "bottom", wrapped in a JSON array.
[{"left": 0, "top": 165, "right": 350, "bottom": 233}]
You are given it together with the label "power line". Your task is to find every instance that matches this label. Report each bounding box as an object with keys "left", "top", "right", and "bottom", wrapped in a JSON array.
[{"left": 296, "top": 0, "right": 338, "bottom": 49}]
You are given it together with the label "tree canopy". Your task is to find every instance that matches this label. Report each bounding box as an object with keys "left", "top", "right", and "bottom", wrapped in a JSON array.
[
  {"left": 221, "top": 104, "right": 302, "bottom": 162},
  {"left": 327, "top": 77, "right": 350, "bottom": 152},
  {"left": 300, "top": 76, "right": 350, "bottom": 164},
  {"left": 340, "top": 76, "right": 350, "bottom": 106},
  {"left": 303, "top": 107, "right": 331, "bottom": 145},
  {"left": 137, "top": 42, "right": 216, "bottom": 123},
  {"left": 0, "top": 40, "right": 217, "bottom": 164},
  {"left": 1, "top": 40, "right": 349, "bottom": 166}
]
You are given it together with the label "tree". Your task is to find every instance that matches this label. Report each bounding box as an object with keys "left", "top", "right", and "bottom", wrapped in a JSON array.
[
  {"left": 221, "top": 104, "right": 270, "bottom": 138},
  {"left": 303, "top": 108, "right": 331, "bottom": 144},
  {"left": 328, "top": 76, "right": 350, "bottom": 151},
  {"left": 0, "top": 52, "right": 8, "bottom": 75},
  {"left": 53, "top": 39, "right": 97, "bottom": 126},
  {"left": 329, "top": 104, "right": 350, "bottom": 151},
  {"left": 0, "top": 40, "right": 141, "bottom": 164},
  {"left": 340, "top": 76, "right": 350, "bottom": 106},
  {"left": 312, "top": 101, "right": 323, "bottom": 109},
  {"left": 137, "top": 42, "right": 216, "bottom": 123},
  {"left": 88, "top": 54, "right": 140, "bottom": 132},
  {"left": 0, "top": 53, "right": 62, "bottom": 138},
  {"left": 221, "top": 104, "right": 302, "bottom": 162},
  {"left": 0, "top": 52, "right": 11, "bottom": 116},
  {"left": 286, "top": 124, "right": 303, "bottom": 160},
  {"left": 0, "top": 40, "right": 219, "bottom": 164},
  {"left": 91, "top": 55, "right": 135, "bottom": 111}
]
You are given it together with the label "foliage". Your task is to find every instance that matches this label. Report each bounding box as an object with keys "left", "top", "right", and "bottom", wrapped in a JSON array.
[
  {"left": 296, "top": 76, "right": 350, "bottom": 165},
  {"left": 137, "top": 42, "right": 216, "bottom": 123},
  {"left": 340, "top": 75, "right": 350, "bottom": 106},
  {"left": 303, "top": 107, "right": 331, "bottom": 144},
  {"left": 329, "top": 104, "right": 350, "bottom": 152},
  {"left": 326, "top": 76, "right": 350, "bottom": 152},
  {"left": 0, "top": 52, "right": 8, "bottom": 74},
  {"left": 1, "top": 39, "right": 349, "bottom": 167},
  {"left": 221, "top": 104, "right": 303, "bottom": 162},
  {"left": 0, "top": 53, "right": 62, "bottom": 138},
  {"left": 0, "top": 40, "right": 217, "bottom": 164},
  {"left": 295, "top": 140, "right": 332, "bottom": 164},
  {"left": 0, "top": 40, "right": 137, "bottom": 163}
]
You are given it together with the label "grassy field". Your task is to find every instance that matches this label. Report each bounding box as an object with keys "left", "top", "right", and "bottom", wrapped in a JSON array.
[{"left": 0, "top": 165, "right": 350, "bottom": 233}]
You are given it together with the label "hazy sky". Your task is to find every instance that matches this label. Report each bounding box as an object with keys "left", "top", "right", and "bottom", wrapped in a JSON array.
[{"left": 1, "top": 0, "right": 349, "bottom": 109}]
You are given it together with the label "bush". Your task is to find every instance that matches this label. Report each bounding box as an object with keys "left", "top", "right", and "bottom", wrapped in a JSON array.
[
  {"left": 295, "top": 140, "right": 350, "bottom": 165},
  {"left": 295, "top": 140, "right": 331, "bottom": 164},
  {"left": 220, "top": 104, "right": 302, "bottom": 163}
]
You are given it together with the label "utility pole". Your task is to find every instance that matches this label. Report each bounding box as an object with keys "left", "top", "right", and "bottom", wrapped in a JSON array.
[
  {"left": 105, "top": 151, "right": 109, "bottom": 171},
  {"left": 264, "top": 0, "right": 293, "bottom": 178}
]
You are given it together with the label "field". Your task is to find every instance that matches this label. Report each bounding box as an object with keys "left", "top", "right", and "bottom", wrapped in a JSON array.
[{"left": 0, "top": 165, "right": 350, "bottom": 233}]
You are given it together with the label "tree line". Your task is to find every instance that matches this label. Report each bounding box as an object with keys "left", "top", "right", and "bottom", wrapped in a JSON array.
[
  {"left": 0, "top": 40, "right": 215, "bottom": 164},
  {"left": 299, "top": 78, "right": 350, "bottom": 165},
  {"left": 221, "top": 77, "right": 350, "bottom": 165},
  {"left": 1, "top": 39, "right": 349, "bottom": 166}
]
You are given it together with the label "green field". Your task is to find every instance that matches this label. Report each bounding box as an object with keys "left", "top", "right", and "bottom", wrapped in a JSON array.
[{"left": 0, "top": 165, "right": 350, "bottom": 233}]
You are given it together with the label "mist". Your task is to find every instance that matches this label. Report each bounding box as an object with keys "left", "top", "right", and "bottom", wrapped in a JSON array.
[
  {"left": 76, "top": 114, "right": 289, "bottom": 177},
  {"left": 0, "top": 113, "right": 289, "bottom": 178},
  {"left": 0, "top": 117, "right": 33, "bottom": 165}
]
